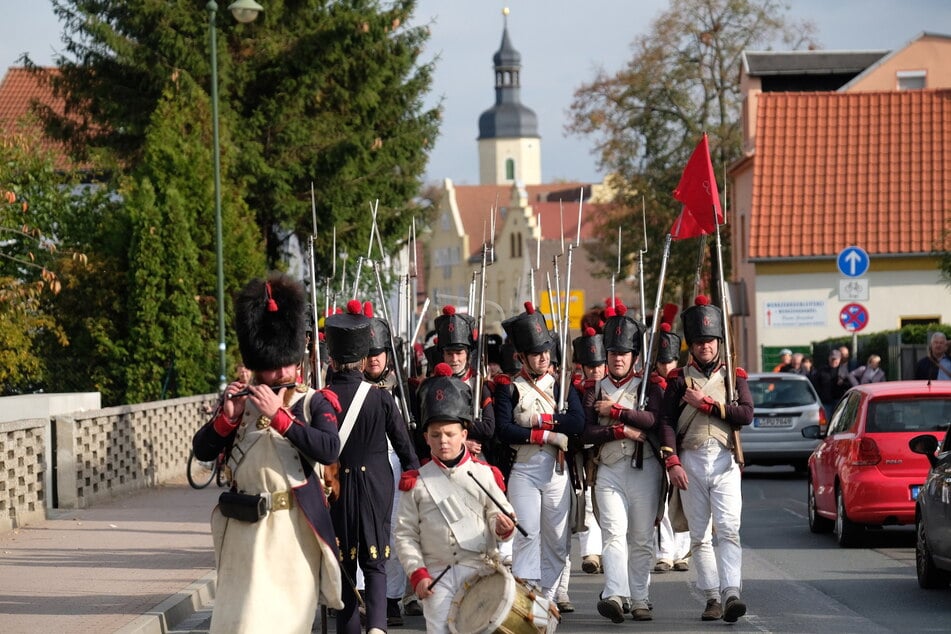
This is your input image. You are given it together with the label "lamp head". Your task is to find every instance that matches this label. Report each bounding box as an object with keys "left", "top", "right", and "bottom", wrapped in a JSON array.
[{"left": 228, "top": 0, "right": 263, "bottom": 23}]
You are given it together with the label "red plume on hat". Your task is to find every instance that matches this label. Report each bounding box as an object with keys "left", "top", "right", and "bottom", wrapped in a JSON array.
[
  {"left": 661, "top": 302, "right": 679, "bottom": 325},
  {"left": 346, "top": 299, "right": 362, "bottom": 314},
  {"left": 584, "top": 326, "right": 596, "bottom": 337},
  {"left": 615, "top": 299, "right": 627, "bottom": 316},
  {"left": 433, "top": 362, "right": 453, "bottom": 377},
  {"left": 443, "top": 305, "right": 456, "bottom": 316},
  {"left": 363, "top": 301, "right": 374, "bottom": 318},
  {"left": 660, "top": 322, "right": 672, "bottom": 333},
  {"left": 524, "top": 301, "right": 535, "bottom": 314},
  {"left": 695, "top": 295, "right": 711, "bottom": 306},
  {"left": 604, "top": 305, "right": 616, "bottom": 318}
]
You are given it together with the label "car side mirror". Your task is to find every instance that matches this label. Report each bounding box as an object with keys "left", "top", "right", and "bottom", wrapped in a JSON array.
[
  {"left": 801, "top": 425, "right": 823, "bottom": 440},
  {"left": 909, "top": 434, "right": 939, "bottom": 469}
]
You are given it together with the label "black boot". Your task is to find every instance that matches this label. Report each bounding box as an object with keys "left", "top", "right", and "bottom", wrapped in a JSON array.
[{"left": 387, "top": 597, "right": 404, "bottom": 627}]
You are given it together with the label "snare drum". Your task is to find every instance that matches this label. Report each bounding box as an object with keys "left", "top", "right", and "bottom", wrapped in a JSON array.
[{"left": 447, "top": 563, "right": 560, "bottom": 634}]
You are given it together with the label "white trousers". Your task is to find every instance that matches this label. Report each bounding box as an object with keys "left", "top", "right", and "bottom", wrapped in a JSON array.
[
  {"left": 578, "top": 487, "right": 603, "bottom": 557},
  {"left": 680, "top": 438, "right": 743, "bottom": 599},
  {"left": 421, "top": 562, "right": 481, "bottom": 634},
  {"left": 656, "top": 498, "right": 691, "bottom": 562},
  {"left": 507, "top": 452, "right": 571, "bottom": 599},
  {"left": 386, "top": 447, "right": 407, "bottom": 599},
  {"left": 594, "top": 457, "right": 661, "bottom": 604}
]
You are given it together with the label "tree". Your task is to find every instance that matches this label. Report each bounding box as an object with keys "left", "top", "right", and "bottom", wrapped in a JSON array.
[
  {"left": 35, "top": 0, "right": 439, "bottom": 275},
  {"left": 567, "top": 0, "right": 815, "bottom": 307}
]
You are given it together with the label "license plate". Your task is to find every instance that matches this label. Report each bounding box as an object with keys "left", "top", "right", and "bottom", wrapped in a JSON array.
[
  {"left": 754, "top": 417, "right": 793, "bottom": 428},
  {"left": 911, "top": 485, "right": 922, "bottom": 500}
]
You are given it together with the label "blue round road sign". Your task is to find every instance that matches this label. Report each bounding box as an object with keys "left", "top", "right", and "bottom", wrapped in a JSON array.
[
  {"left": 840, "top": 303, "right": 869, "bottom": 332},
  {"left": 837, "top": 246, "right": 870, "bottom": 278}
]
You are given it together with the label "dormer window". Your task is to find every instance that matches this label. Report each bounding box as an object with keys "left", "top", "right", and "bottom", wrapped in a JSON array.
[{"left": 897, "top": 70, "right": 926, "bottom": 91}]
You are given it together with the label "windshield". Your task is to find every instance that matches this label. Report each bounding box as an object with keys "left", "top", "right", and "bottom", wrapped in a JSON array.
[
  {"left": 749, "top": 379, "right": 816, "bottom": 409},
  {"left": 866, "top": 398, "right": 951, "bottom": 433}
]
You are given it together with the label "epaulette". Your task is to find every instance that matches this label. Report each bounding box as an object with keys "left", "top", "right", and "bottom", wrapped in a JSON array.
[
  {"left": 399, "top": 469, "right": 420, "bottom": 491},
  {"left": 494, "top": 374, "right": 512, "bottom": 386},
  {"left": 582, "top": 377, "right": 597, "bottom": 390},
  {"left": 318, "top": 388, "right": 341, "bottom": 413},
  {"left": 667, "top": 367, "right": 684, "bottom": 379},
  {"left": 735, "top": 367, "right": 748, "bottom": 379},
  {"left": 474, "top": 458, "right": 508, "bottom": 493}
]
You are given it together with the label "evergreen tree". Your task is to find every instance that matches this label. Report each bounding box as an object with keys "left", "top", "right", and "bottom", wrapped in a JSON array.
[{"left": 34, "top": 0, "right": 439, "bottom": 275}]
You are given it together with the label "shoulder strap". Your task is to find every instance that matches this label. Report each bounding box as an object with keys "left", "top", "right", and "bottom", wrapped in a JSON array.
[{"left": 338, "top": 381, "right": 372, "bottom": 456}]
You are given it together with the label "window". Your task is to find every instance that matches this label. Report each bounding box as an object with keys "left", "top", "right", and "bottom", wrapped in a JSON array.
[
  {"left": 828, "top": 393, "right": 859, "bottom": 435},
  {"left": 897, "top": 70, "right": 926, "bottom": 91},
  {"left": 867, "top": 398, "right": 951, "bottom": 433},
  {"left": 505, "top": 158, "right": 515, "bottom": 180}
]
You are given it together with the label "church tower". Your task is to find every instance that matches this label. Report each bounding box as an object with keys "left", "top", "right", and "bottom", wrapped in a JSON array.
[{"left": 478, "top": 8, "right": 541, "bottom": 185}]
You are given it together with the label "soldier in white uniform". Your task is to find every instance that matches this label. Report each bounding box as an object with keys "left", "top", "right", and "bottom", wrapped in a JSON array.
[
  {"left": 581, "top": 299, "right": 671, "bottom": 622},
  {"left": 395, "top": 363, "right": 516, "bottom": 634},
  {"left": 660, "top": 296, "right": 754, "bottom": 623},
  {"left": 494, "top": 302, "right": 585, "bottom": 601}
]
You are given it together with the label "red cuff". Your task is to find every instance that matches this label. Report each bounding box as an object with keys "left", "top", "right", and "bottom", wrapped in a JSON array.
[
  {"left": 665, "top": 455, "right": 682, "bottom": 469},
  {"left": 698, "top": 396, "right": 715, "bottom": 416},
  {"left": 530, "top": 429, "right": 546, "bottom": 445},
  {"left": 612, "top": 425, "right": 626, "bottom": 440},
  {"left": 212, "top": 412, "right": 239, "bottom": 437},
  {"left": 410, "top": 568, "right": 431, "bottom": 589},
  {"left": 610, "top": 403, "right": 625, "bottom": 420},
  {"left": 271, "top": 408, "right": 294, "bottom": 435}
]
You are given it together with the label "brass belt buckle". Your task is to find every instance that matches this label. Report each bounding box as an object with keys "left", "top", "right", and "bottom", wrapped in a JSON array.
[{"left": 270, "top": 490, "right": 293, "bottom": 511}]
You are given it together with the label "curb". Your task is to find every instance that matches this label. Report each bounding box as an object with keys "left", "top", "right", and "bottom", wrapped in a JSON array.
[{"left": 116, "top": 572, "right": 217, "bottom": 634}]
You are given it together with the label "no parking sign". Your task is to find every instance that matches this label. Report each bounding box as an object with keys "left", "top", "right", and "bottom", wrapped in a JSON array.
[{"left": 839, "top": 303, "right": 869, "bottom": 332}]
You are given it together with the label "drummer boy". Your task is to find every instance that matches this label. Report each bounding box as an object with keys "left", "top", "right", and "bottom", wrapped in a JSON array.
[{"left": 394, "top": 363, "right": 516, "bottom": 633}]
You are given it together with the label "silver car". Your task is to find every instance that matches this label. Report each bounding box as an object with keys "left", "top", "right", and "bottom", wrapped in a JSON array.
[{"left": 742, "top": 373, "right": 826, "bottom": 471}]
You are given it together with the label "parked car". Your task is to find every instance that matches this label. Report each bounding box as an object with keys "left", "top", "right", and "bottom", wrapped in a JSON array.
[
  {"left": 806, "top": 381, "right": 951, "bottom": 547},
  {"left": 909, "top": 429, "right": 951, "bottom": 588},
  {"left": 741, "top": 373, "right": 825, "bottom": 470}
]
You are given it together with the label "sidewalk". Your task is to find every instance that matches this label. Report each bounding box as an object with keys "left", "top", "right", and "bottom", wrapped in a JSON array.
[{"left": 0, "top": 479, "right": 220, "bottom": 634}]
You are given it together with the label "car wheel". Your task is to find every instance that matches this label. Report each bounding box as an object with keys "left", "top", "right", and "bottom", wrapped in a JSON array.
[
  {"left": 834, "top": 487, "right": 863, "bottom": 547},
  {"left": 916, "top": 513, "right": 951, "bottom": 589},
  {"left": 808, "top": 477, "right": 833, "bottom": 534}
]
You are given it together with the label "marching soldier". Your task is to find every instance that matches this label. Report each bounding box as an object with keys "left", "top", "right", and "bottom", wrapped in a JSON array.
[
  {"left": 494, "top": 302, "right": 585, "bottom": 602},
  {"left": 582, "top": 299, "right": 671, "bottom": 622},
  {"left": 324, "top": 300, "right": 420, "bottom": 634},
  {"left": 652, "top": 313, "right": 692, "bottom": 574},
  {"left": 426, "top": 305, "right": 495, "bottom": 461},
  {"left": 394, "top": 363, "right": 516, "bottom": 634},
  {"left": 660, "top": 296, "right": 754, "bottom": 623},
  {"left": 193, "top": 273, "right": 343, "bottom": 633}
]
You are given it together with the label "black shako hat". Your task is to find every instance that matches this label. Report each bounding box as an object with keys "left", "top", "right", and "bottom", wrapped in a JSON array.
[
  {"left": 573, "top": 326, "right": 606, "bottom": 367},
  {"left": 363, "top": 301, "right": 392, "bottom": 356},
  {"left": 502, "top": 302, "right": 553, "bottom": 354},
  {"left": 234, "top": 273, "right": 307, "bottom": 371},
  {"left": 499, "top": 340, "right": 522, "bottom": 374},
  {"left": 420, "top": 363, "right": 472, "bottom": 429},
  {"left": 681, "top": 295, "right": 724, "bottom": 345},
  {"left": 434, "top": 305, "right": 477, "bottom": 351},
  {"left": 602, "top": 299, "right": 645, "bottom": 355},
  {"left": 484, "top": 333, "right": 504, "bottom": 365},
  {"left": 325, "top": 300, "right": 371, "bottom": 364},
  {"left": 656, "top": 303, "right": 681, "bottom": 364}
]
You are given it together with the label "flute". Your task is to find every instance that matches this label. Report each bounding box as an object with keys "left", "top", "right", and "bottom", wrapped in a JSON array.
[{"left": 227, "top": 382, "right": 298, "bottom": 399}]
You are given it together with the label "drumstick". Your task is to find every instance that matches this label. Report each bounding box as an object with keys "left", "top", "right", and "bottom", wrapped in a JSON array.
[
  {"left": 428, "top": 565, "right": 451, "bottom": 590},
  {"left": 466, "top": 471, "right": 528, "bottom": 537}
]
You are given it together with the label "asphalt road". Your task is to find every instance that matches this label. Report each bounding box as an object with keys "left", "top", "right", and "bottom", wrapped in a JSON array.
[{"left": 171, "top": 466, "right": 950, "bottom": 633}]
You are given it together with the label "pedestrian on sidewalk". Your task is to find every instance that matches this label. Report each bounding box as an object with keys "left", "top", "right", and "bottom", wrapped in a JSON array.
[{"left": 193, "top": 273, "right": 344, "bottom": 633}]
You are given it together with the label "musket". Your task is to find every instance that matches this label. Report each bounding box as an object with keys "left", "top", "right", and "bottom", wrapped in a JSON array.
[
  {"left": 711, "top": 203, "right": 744, "bottom": 465},
  {"left": 372, "top": 259, "right": 417, "bottom": 431},
  {"left": 308, "top": 183, "right": 324, "bottom": 389},
  {"left": 471, "top": 206, "right": 496, "bottom": 421},
  {"left": 351, "top": 200, "right": 379, "bottom": 297},
  {"left": 638, "top": 197, "right": 649, "bottom": 370},
  {"left": 528, "top": 208, "right": 541, "bottom": 306},
  {"left": 637, "top": 234, "right": 672, "bottom": 410},
  {"left": 610, "top": 225, "right": 621, "bottom": 308},
  {"left": 556, "top": 189, "right": 584, "bottom": 413}
]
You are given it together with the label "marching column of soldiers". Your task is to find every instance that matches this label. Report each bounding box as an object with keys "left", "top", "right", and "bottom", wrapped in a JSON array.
[{"left": 193, "top": 269, "right": 754, "bottom": 634}]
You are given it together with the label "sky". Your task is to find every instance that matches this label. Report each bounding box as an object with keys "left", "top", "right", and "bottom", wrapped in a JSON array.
[{"left": 3, "top": 1, "right": 950, "bottom": 186}]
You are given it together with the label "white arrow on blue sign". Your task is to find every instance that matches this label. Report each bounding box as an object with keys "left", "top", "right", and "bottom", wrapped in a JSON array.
[{"left": 836, "top": 246, "right": 869, "bottom": 278}]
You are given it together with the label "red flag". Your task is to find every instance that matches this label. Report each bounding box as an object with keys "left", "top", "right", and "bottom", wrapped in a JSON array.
[{"left": 670, "top": 133, "right": 724, "bottom": 239}]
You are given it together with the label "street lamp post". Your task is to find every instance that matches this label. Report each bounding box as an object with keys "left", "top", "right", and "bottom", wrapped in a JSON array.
[{"left": 207, "top": 0, "right": 263, "bottom": 390}]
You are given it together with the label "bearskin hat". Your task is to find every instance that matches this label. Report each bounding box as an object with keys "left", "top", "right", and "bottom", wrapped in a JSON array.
[{"left": 234, "top": 273, "right": 308, "bottom": 371}]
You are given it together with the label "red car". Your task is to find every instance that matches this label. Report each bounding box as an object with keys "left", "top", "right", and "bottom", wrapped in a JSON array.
[{"left": 806, "top": 381, "right": 951, "bottom": 547}]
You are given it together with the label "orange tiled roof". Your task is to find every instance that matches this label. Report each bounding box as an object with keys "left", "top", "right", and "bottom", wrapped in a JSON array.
[
  {"left": 452, "top": 182, "right": 600, "bottom": 257},
  {"left": 750, "top": 89, "right": 951, "bottom": 259},
  {"left": 0, "top": 67, "right": 74, "bottom": 168}
]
